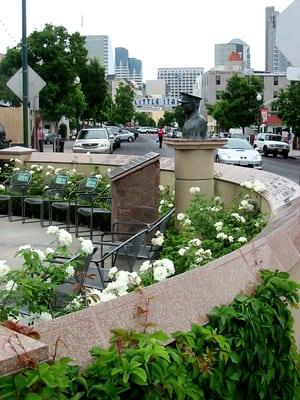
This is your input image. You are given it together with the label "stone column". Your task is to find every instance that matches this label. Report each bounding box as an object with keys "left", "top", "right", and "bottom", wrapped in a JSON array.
[{"left": 164, "top": 138, "right": 227, "bottom": 214}]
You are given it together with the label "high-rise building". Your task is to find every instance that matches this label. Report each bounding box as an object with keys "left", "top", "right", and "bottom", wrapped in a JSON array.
[
  {"left": 115, "top": 47, "right": 129, "bottom": 80},
  {"left": 215, "top": 38, "right": 251, "bottom": 70},
  {"left": 128, "top": 57, "right": 143, "bottom": 88},
  {"left": 157, "top": 67, "right": 204, "bottom": 98},
  {"left": 265, "top": 7, "right": 290, "bottom": 73},
  {"left": 84, "top": 35, "right": 114, "bottom": 75}
]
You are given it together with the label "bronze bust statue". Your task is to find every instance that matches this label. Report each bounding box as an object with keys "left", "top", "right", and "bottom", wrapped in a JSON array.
[{"left": 179, "top": 92, "right": 207, "bottom": 139}]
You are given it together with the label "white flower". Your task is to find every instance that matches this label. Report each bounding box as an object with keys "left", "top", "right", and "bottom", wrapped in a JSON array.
[
  {"left": 203, "top": 249, "right": 212, "bottom": 258},
  {"left": 210, "top": 206, "right": 220, "bottom": 212},
  {"left": 252, "top": 180, "right": 265, "bottom": 193},
  {"left": 177, "top": 213, "right": 185, "bottom": 221},
  {"left": 107, "top": 168, "right": 112, "bottom": 173},
  {"left": 140, "top": 260, "right": 152, "bottom": 272},
  {"left": 214, "top": 221, "right": 223, "bottom": 231},
  {"left": 38, "top": 312, "right": 53, "bottom": 321},
  {"left": 0, "top": 184, "right": 5, "bottom": 191},
  {"left": 34, "top": 249, "right": 46, "bottom": 261},
  {"left": 151, "top": 231, "right": 164, "bottom": 247},
  {"left": 195, "top": 257, "right": 203, "bottom": 264},
  {"left": 178, "top": 248, "right": 187, "bottom": 256},
  {"left": 87, "top": 288, "right": 103, "bottom": 305},
  {"left": 168, "top": 203, "right": 173, "bottom": 208},
  {"left": 108, "top": 266, "right": 118, "bottom": 279},
  {"left": 65, "top": 265, "right": 75, "bottom": 278},
  {"left": 95, "top": 174, "right": 102, "bottom": 179},
  {"left": 238, "top": 236, "right": 247, "bottom": 243},
  {"left": 18, "top": 244, "right": 31, "bottom": 251},
  {"left": 54, "top": 168, "right": 62, "bottom": 174},
  {"left": 216, "top": 232, "right": 228, "bottom": 240},
  {"left": 160, "top": 199, "right": 165, "bottom": 205},
  {"left": 183, "top": 218, "right": 191, "bottom": 226},
  {"left": 99, "top": 290, "right": 117, "bottom": 303},
  {"left": 240, "top": 216, "right": 246, "bottom": 223},
  {"left": 45, "top": 171, "right": 51, "bottom": 176},
  {"left": 58, "top": 229, "right": 72, "bottom": 246},
  {"left": 159, "top": 185, "right": 165, "bottom": 191},
  {"left": 0, "top": 260, "right": 10, "bottom": 279},
  {"left": 189, "top": 186, "right": 201, "bottom": 194},
  {"left": 14, "top": 158, "right": 23, "bottom": 165},
  {"left": 188, "top": 238, "right": 202, "bottom": 247},
  {"left": 47, "top": 226, "right": 59, "bottom": 235},
  {"left": 213, "top": 196, "right": 221, "bottom": 204},
  {"left": 79, "top": 238, "right": 94, "bottom": 255},
  {"left": 239, "top": 200, "right": 254, "bottom": 211},
  {"left": 153, "top": 265, "right": 168, "bottom": 282},
  {"left": 228, "top": 236, "right": 234, "bottom": 243},
  {"left": 47, "top": 165, "right": 55, "bottom": 170},
  {"left": 13, "top": 167, "right": 20, "bottom": 172},
  {"left": 6, "top": 280, "right": 17, "bottom": 291},
  {"left": 240, "top": 180, "right": 253, "bottom": 190},
  {"left": 4, "top": 163, "right": 8, "bottom": 167},
  {"left": 195, "top": 248, "right": 204, "bottom": 256}
]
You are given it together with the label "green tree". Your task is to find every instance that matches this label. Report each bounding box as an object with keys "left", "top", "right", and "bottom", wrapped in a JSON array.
[
  {"left": 100, "top": 94, "right": 116, "bottom": 125},
  {"left": 79, "top": 58, "right": 107, "bottom": 124},
  {"left": 0, "top": 24, "right": 88, "bottom": 131},
  {"left": 207, "top": 74, "right": 264, "bottom": 133},
  {"left": 158, "top": 106, "right": 185, "bottom": 128},
  {"left": 134, "top": 112, "right": 156, "bottom": 127},
  {"left": 113, "top": 84, "right": 135, "bottom": 125},
  {"left": 272, "top": 82, "right": 300, "bottom": 135}
]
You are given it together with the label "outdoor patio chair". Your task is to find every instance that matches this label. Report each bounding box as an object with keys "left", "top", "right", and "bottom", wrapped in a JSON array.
[
  {"left": 53, "top": 247, "right": 98, "bottom": 308},
  {"left": 103, "top": 207, "right": 175, "bottom": 262},
  {"left": 23, "top": 174, "right": 69, "bottom": 227},
  {"left": 0, "top": 171, "right": 32, "bottom": 222},
  {"left": 91, "top": 228, "right": 148, "bottom": 286},
  {"left": 75, "top": 195, "right": 112, "bottom": 240}
]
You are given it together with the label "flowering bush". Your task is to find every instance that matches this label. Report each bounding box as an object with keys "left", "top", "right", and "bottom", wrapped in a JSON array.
[
  {"left": 158, "top": 185, "right": 174, "bottom": 216},
  {"left": 160, "top": 183, "right": 266, "bottom": 275},
  {"left": 0, "top": 227, "right": 95, "bottom": 324}
]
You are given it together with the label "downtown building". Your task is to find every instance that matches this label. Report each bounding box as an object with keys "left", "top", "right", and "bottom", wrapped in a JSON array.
[
  {"left": 265, "top": 6, "right": 290, "bottom": 73},
  {"left": 157, "top": 67, "right": 204, "bottom": 98},
  {"left": 115, "top": 47, "right": 143, "bottom": 89},
  {"left": 84, "top": 35, "right": 114, "bottom": 76},
  {"left": 215, "top": 38, "right": 251, "bottom": 70}
]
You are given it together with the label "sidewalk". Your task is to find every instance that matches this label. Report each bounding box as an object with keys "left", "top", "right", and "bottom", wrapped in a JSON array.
[
  {"left": 289, "top": 149, "right": 300, "bottom": 159},
  {"left": 0, "top": 218, "right": 82, "bottom": 269}
]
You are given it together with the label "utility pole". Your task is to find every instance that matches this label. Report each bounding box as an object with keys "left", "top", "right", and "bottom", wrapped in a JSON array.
[{"left": 22, "top": 0, "right": 29, "bottom": 147}]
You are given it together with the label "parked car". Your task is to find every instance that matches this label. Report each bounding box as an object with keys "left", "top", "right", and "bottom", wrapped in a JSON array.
[
  {"left": 215, "top": 138, "right": 262, "bottom": 169},
  {"left": 166, "top": 128, "right": 182, "bottom": 138},
  {"left": 44, "top": 129, "right": 56, "bottom": 144},
  {"left": 105, "top": 126, "right": 121, "bottom": 149},
  {"left": 119, "top": 129, "right": 135, "bottom": 142},
  {"left": 137, "top": 127, "right": 148, "bottom": 134},
  {"left": 126, "top": 127, "right": 139, "bottom": 138},
  {"left": 0, "top": 123, "right": 11, "bottom": 148},
  {"left": 254, "top": 133, "right": 290, "bottom": 158},
  {"left": 72, "top": 128, "right": 114, "bottom": 153}
]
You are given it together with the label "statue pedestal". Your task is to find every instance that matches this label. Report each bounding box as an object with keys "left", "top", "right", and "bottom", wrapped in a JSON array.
[{"left": 164, "top": 138, "right": 227, "bottom": 214}]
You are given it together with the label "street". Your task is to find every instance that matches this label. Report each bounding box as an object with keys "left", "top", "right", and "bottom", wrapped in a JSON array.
[{"left": 45, "top": 134, "right": 300, "bottom": 184}]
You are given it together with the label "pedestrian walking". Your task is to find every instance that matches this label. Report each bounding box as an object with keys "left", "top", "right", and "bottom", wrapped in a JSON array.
[
  {"left": 157, "top": 128, "right": 164, "bottom": 148},
  {"left": 37, "top": 126, "right": 45, "bottom": 152}
]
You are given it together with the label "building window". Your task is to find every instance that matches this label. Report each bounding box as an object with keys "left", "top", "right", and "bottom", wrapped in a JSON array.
[
  {"left": 216, "top": 75, "right": 221, "bottom": 85},
  {"left": 273, "top": 91, "right": 278, "bottom": 98},
  {"left": 216, "top": 91, "right": 222, "bottom": 100},
  {"left": 274, "top": 76, "right": 278, "bottom": 85}
]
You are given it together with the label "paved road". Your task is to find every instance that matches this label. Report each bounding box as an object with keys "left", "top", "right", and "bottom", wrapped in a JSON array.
[{"left": 45, "top": 134, "right": 300, "bottom": 184}]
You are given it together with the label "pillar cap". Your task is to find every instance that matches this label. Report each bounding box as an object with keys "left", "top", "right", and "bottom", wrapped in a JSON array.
[{"left": 164, "top": 138, "right": 227, "bottom": 150}]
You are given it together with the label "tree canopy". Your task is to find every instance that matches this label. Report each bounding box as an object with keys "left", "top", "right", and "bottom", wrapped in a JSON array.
[
  {"left": 207, "top": 74, "right": 264, "bottom": 132},
  {"left": 113, "top": 84, "right": 135, "bottom": 125},
  {"left": 272, "top": 82, "right": 300, "bottom": 135}
]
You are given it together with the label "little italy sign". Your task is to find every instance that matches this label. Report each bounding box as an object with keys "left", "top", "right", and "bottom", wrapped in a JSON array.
[{"left": 134, "top": 97, "right": 180, "bottom": 108}]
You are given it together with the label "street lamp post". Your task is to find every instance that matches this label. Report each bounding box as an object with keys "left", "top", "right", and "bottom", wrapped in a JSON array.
[
  {"left": 256, "top": 93, "right": 262, "bottom": 135},
  {"left": 22, "top": 0, "right": 29, "bottom": 147}
]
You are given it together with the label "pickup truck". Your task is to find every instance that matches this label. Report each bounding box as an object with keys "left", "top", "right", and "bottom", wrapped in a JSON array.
[{"left": 254, "top": 133, "right": 290, "bottom": 158}]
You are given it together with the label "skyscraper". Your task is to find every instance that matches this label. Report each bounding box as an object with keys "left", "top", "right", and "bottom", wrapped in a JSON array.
[
  {"left": 157, "top": 67, "right": 203, "bottom": 98},
  {"left": 128, "top": 57, "right": 143, "bottom": 88},
  {"left": 265, "top": 6, "right": 290, "bottom": 73},
  {"left": 115, "top": 47, "right": 129, "bottom": 80},
  {"left": 84, "top": 35, "right": 114, "bottom": 75},
  {"left": 214, "top": 38, "right": 251, "bottom": 70}
]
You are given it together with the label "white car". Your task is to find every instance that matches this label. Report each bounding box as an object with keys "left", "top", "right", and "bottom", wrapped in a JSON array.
[
  {"left": 215, "top": 138, "right": 263, "bottom": 169},
  {"left": 72, "top": 128, "right": 114, "bottom": 153},
  {"left": 119, "top": 129, "right": 135, "bottom": 142},
  {"left": 254, "top": 133, "right": 290, "bottom": 158}
]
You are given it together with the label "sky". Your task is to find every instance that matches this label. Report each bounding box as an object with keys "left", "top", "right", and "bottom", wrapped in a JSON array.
[{"left": 0, "top": 0, "right": 293, "bottom": 81}]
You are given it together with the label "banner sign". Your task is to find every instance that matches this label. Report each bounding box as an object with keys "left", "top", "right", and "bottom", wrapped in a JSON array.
[
  {"left": 134, "top": 97, "right": 180, "bottom": 108},
  {"left": 260, "top": 107, "right": 269, "bottom": 124}
]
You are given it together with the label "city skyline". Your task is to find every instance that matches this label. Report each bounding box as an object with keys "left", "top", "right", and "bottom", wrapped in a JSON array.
[{"left": 0, "top": 0, "right": 293, "bottom": 81}]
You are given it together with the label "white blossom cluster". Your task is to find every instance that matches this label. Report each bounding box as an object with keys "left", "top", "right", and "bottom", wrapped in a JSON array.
[
  {"left": 240, "top": 180, "right": 266, "bottom": 193},
  {"left": 140, "top": 259, "right": 175, "bottom": 282},
  {"left": 0, "top": 184, "right": 5, "bottom": 191},
  {"left": 231, "top": 213, "right": 246, "bottom": 223},
  {"left": 239, "top": 199, "right": 255, "bottom": 212},
  {"left": 0, "top": 260, "right": 11, "bottom": 280},
  {"left": 177, "top": 213, "right": 192, "bottom": 226},
  {"left": 178, "top": 238, "right": 212, "bottom": 266},
  {"left": 151, "top": 230, "right": 165, "bottom": 247},
  {"left": 14, "top": 311, "right": 53, "bottom": 325},
  {"left": 189, "top": 186, "right": 201, "bottom": 195}
]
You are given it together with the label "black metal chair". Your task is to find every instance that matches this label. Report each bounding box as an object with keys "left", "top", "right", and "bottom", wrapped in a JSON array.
[
  {"left": 91, "top": 228, "right": 148, "bottom": 287},
  {"left": 75, "top": 195, "right": 111, "bottom": 240},
  {"left": 0, "top": 171, "right": 32, "bottom": 221},
  {"left": 105, "top": 208, "right": 175, "bottom": 262},
  {"left": 23, "top": 174, "right": 69, "bottom": 227}
]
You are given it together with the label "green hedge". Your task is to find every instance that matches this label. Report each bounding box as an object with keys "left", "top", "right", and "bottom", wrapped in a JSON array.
[{"left": 1, "top": 270, "right": 299, "bottom": 399}]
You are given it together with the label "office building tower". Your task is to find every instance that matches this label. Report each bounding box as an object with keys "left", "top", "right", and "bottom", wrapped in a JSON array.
[
  {"left": 115, "top": 47, "right": 129, "bottom": 80},
  {"left": 265, "top": 6, "right": 290, "bottom": 73},
  {"left": 128, "top": 57, "right": 143, "bottom": 88},
  {"left": 84, "top": 35, "right": 114, "bottom": 75},
  {"left": 157, "top": 67, "right": 204, "bottom": 98},
  {"left": 215, "top": 38, "right": 251, "bottom": 70}
]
